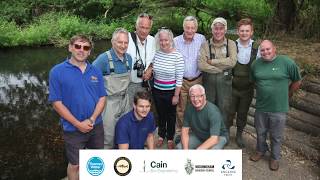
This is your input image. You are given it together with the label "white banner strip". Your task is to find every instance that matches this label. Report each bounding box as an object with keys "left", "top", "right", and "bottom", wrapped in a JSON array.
[{"left": 80, "top": 150, "right": 242, "bottom": 180}]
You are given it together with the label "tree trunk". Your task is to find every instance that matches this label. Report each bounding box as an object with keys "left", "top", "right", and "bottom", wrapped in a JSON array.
[{"left": 267, "top": 0, "right": 297, "bottom": 33}]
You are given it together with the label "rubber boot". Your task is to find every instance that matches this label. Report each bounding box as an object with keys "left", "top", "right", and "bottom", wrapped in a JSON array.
[{"left": 236, "top": 130, "right": 245, "bottom": 148}]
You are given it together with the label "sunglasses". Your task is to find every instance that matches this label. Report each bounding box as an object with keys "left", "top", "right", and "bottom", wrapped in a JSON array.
[
  {"left": 74, "top": 44, "right": 91, "bottom": 51},
  {"left": 158, "top": 27, "right": 170, "bottom": 32},
  {"left": 139, "top": 13, "right": 153, "bottom": 20}
]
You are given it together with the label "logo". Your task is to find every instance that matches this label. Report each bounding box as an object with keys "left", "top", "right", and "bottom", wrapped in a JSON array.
[
  {"left": 141, "top": 160, "right": 178, "bottom": 173},
  {"left": 185, "top": 159, "right": 214, "bottom": 174},
  {"left": 114, "top": 157, "right": 132, "bottom": 176},
  {"left": 221, "top": 160, "right": 236, "bottom": 176},
  {"left": 91, "top": 75, "right": 98, "bottom": 82},
  {"left": 222, "top": 160, "right": 235, "bottom": 170},
  {"left": 185, "top": 159, "right": 194, "bottom": 175},
  {"left": 86, "top": 157, "right": 104, "bottom": 176}
]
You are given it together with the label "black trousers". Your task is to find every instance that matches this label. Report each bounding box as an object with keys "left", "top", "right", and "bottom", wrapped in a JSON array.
[{"left": 152, "top": 88, "right": 176, "bottom": 140}]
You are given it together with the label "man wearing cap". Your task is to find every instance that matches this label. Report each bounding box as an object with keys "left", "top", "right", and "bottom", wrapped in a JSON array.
[
  {"left": 198, "top": 17, "right": 237, "bottom": 135},
  {"left": 174, "top": 16, "right": 206, "bottom": 144}
]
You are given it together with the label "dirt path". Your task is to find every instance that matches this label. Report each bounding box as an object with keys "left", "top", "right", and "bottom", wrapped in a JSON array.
[{"left": 226, "top": 127, "right": 319, "bottom": 180}]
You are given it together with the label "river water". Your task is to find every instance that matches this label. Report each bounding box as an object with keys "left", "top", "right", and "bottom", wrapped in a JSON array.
[{"left": 0, "top": 40, "right": 111, "bottom": 180}]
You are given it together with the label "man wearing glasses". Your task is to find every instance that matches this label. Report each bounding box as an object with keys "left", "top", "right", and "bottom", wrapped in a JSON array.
[
  {"left": 127, "top": 13, "right": 155, "bottom": 108},
  {"left": 176, "top": 84, "right": 228, "bottom": 149},
  {"left": 48, "top": 35, "right": 106, "bottom": 180}
]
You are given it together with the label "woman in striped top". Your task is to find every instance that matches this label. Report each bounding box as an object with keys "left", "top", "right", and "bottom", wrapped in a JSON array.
[{"left": 152, "top": 28, "right": 184, "bottom": 149}]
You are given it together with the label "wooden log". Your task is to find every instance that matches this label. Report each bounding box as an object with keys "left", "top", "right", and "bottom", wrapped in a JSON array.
[
  {"left": 288, "top": 107, "right": 320, "bottom": 128},
  {"left": 290, "top": 98, "right": 320, "bottom": 117},
  {"left": 248, "top": 107, "right": 320, "bottom": 136},
  {"left": 247, "top": 116, "right": 255, "bottom": 127},
  {"left": 296, "top": 90, "right": 320, "bottom": 106},
  {"left": 308, "top": 78, "right": 320, "bottom": 85},
  {"left": 287, "top": 115, "right": 320, "bottom": 137},
  {"left": 245, "top": 117, "right": 320, "bottom": 162},
  {"left": 301, "top": 81, "right": 320, "bottom": 96},
  {"left": 247, "top": 116, "right": 320, "bottom": 151},
  {"left": 252, "top": 92, "right": 320, "bottom": 117}
]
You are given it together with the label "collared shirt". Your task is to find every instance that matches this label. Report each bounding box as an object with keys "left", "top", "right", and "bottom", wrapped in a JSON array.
[
  {"left": 48, "top": 59, "right": 107, "bottom": 132},
  {"left": 198, "top": 38, "right": 237, "bottom": 74},
  {"left": 92, "top": 48, "right": 132, "bottom": 75},
  {"left": 236, "top": 39, "right": 254, "bottom": 64},
  {"left": 174, "top": 33, "right": 206, "bottom": 78},
  {"left": 114, "top": 110, "right": 156, "bottom": 149},
  {"left": 127, "top": 33, "right": 156, "bottom": 83}
]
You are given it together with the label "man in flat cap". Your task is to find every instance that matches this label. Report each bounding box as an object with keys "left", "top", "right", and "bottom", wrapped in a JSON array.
[{"left": 198, "top": 17, "right": 237, "bottom": 137}]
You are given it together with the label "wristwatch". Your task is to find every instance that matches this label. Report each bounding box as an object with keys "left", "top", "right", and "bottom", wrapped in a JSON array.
[{"left": 88, "top": 118, "right": 94, "bottom": 124}]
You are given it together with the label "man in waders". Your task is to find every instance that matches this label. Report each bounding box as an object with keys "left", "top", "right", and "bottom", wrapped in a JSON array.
[
  {"left": 227, "top": 18, "right": 258, "bottom": 148},
  {"left": 198, "top": 17, "right": 237, "bottom": 136},
  {"left": 93, "top": 28, "right": 133, "bottom": 149}
]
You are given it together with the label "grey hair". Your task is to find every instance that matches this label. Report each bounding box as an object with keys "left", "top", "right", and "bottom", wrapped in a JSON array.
[
  {"left": 183, "top": 16, "right": 198, "bottom": 29},
  {"left": 189, "top": 84, "right": 206, "bottom": 96},
  {"left": 111, "top": 28, "right": 129, "bottom": 43},
  {"left": 135, "top": 13, "right": 153, "bottom": 28},
  {"left": 154, "top": 28, "right": 175, "bottom": 51}
]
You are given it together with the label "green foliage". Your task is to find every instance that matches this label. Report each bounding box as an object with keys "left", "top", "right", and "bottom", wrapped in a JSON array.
[
  {"left": 200, "top": 0, "right": 272, "bottom": 34},
  {"left": 295, "top": 2, "right": 320, "bottom": 38},
  {"left": 0, "top": 1, "right": 32, "bottom": 24},
  {"left": 0, "top": 18, "right": 20, "bottom": 46},
  {"left": 0, "top": 12, "right": 132, "bottom": 47},
  {"left": 2, "top": 0, "right": 319, "bottom": 47}
]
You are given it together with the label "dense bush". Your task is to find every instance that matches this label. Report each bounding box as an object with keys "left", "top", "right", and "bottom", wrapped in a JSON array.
[
  {"left": 0, "top": 18, "right": 21, "bottom": 46},
  {"left": 5, "top": 0, "right": 320, "bottom": 46},
  {"left": 0, "top": 12, "right": 133, "bottom": 47}
]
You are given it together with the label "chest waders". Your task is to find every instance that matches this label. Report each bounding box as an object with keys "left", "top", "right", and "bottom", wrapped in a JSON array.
[
  {"left": 102, "top": 51, "right": 131, "bottom": 149},
  {"left": 229, "top": 41, "right": 258, "bottom": 148},
  {"left": 232, "top": 41, "right": 258, "bottom": 94},
  {"left": 202, "top": 39, "right": 232, "bottom": 130}
]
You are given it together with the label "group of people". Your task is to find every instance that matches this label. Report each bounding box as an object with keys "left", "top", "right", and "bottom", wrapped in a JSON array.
[{"left": 48, "top": 13, "right": 301, "bottom": 179}]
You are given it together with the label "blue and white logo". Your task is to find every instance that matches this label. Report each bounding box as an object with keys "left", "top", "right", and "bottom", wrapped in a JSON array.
[{"left": 86, "top": 157, "right": 105, "bottom": 176}]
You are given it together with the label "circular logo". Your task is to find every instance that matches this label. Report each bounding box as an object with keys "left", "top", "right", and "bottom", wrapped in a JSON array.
[
  {"left": 86, "top": 157, "right": 105, "bottom": 176},
  {"left": 114, "top": 157, "right": 132, "bottom": 176}
]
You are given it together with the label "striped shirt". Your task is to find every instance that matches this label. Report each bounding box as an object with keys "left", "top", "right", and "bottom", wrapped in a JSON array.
[
  {"left": 174, "top": 33, "right": 206, "bottom": 78},
  {"left": 153, "top": 50, "right": 184, "bottom": 90}
]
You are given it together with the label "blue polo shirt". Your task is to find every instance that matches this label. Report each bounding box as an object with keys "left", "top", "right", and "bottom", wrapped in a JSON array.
[
  {"left": 114, "top": 110, "right": 156, "bottom": 149},
  {"left": 48, "top": 59, "right": 107, "bottom": 132},
  {"left": 92, "top": 48, "right": 132, "bottom": 75}
]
